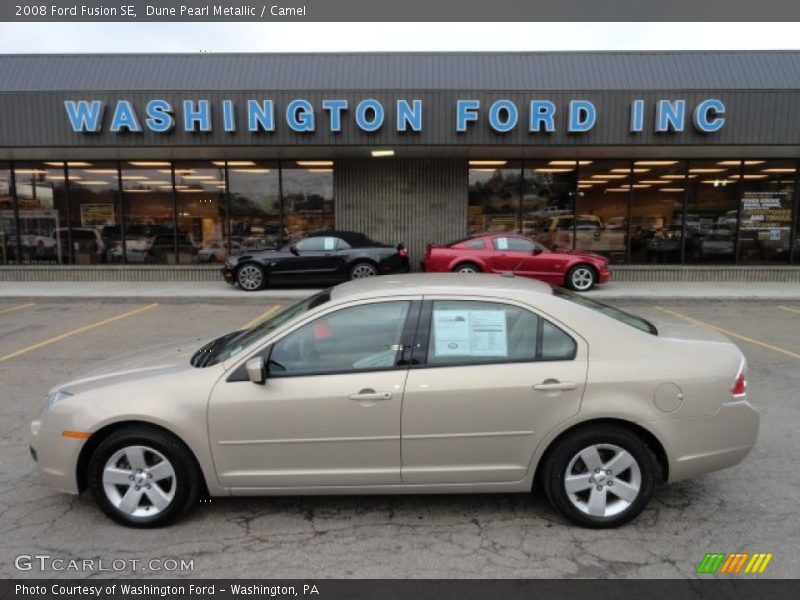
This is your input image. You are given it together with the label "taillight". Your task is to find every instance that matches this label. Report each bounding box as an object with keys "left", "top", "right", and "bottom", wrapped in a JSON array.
[
  {"left": 731, "top": 358, "right": 747, "bottom": 398},
  {"left": 398, "top": 247, "right": 408, "bottom": 258}
]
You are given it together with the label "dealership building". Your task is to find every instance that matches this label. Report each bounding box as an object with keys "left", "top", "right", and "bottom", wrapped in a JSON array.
[{"left": 0, "top": 51, "right": 799, "bottom": 278}]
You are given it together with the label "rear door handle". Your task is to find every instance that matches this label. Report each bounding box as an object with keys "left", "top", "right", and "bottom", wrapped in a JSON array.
[
  {"left": 349, "top": 389, "right": 393, "bottom": 402},
  {"left": 533, "top": 381, "right": 577, "bottom": 392}
]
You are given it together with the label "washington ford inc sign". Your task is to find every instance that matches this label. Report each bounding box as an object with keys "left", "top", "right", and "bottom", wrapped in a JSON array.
[{"left": 64, "top": 97, "right": 727, "bottom": 135}]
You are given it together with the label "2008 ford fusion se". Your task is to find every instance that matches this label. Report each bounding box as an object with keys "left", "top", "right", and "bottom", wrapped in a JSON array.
[{"left": 30, "top": 274, "right": 758, "bottom": 528}]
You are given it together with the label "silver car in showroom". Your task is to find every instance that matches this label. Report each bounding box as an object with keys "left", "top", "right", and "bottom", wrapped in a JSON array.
[{"left": 30, "top": 274, "right": 759, "bottom": 528}]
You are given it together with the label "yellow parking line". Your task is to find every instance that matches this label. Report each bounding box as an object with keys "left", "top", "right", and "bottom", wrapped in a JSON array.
[
  {"left": 0, "top": 303, "right": 158, "bottom": 364},
  {"left": 654, "top": 306, "right": 800, "bottom": 361},
  {"left": 778, "top": 305, "right": 800, "bottom": 315},
  {"left": 241, "top": 304, "right": 281, "bottom": 330},
  {"left": 0, "top": 302, "right": 35, "bottom": 316}
]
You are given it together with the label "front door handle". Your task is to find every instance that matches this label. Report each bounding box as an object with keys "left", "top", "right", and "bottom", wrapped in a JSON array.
[
  {"left": 533, "top": 380, "right": 577, "bottom": 392},
  {"left": 349, "top": 388, "right": 393, "bottom": 402}
]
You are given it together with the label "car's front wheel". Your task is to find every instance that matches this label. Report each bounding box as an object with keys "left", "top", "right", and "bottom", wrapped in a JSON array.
[
  {"left": 236, "top": 263, "right": 267, "bottom": 291},
  {"left": 541, "top": 424, "right": 656, "bottom": 528},
  {"left": 566, "top": 264, "right": 596, "bottom": 291},
  {"left": 87, "top": 426, "right": 202, "bottom": 528}
]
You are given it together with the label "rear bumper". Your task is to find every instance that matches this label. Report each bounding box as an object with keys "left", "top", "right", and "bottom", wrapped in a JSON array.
[{"left": 649, "top": 400, "right": 759, "bottom": 483}]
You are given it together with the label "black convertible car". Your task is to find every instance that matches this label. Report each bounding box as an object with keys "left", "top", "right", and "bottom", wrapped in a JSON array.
[{"left": 222, "top": 230, "right": 410, "bottom": 291}]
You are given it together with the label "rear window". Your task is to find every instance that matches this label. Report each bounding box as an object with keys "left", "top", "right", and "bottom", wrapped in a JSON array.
[{"left": 553, "top": 288, "right": 657, "bottom": 335}]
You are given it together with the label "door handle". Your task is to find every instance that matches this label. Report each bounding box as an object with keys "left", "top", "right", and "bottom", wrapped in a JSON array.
[
  {"left": 349, "top": 388, "right": 393, "bottom": 402},
  {"left": 533, "top": 380, "right": 577, "bottom": 392}
]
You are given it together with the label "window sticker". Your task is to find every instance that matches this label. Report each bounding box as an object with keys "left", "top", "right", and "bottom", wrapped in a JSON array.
[
  {"left": 433, "top": 309, "right": 508, "bottom": 357},
  {"left": 495, "top": 237, "right": 509, "bottom": 250},
  {"left": 323, "top": 237, "right": 336, "bottom": 250}
]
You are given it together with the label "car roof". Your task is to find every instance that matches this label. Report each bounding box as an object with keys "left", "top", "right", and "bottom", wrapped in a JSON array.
[{"left": 330, "top": 273, "right": 553, "bottom": 302}]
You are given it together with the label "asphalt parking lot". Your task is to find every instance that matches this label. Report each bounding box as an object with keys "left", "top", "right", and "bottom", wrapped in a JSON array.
[{"left": 0, "top": 297, "right": 798, "bottom": 579}]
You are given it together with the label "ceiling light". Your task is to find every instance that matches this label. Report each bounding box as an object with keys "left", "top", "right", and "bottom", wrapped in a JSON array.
[
  {"left": 579, "top": 180, "right": 605, "bottom": 184},
  {"left": 592, "top": 174, "right": 627, "bottom": 179},
  {"left": 231, "top": 168, "right": 271, "bottom": 174},
  {"left": 661, "top": 174, "right": 697, "bottom": 179},
  {"left": 535, "top": 168, "right": 574, "bottom": 173},
  {"left": 123, "top": 189, "right": 150, "bottom": 193},
  {"left": 76, "top": 181, "right": 110, "bottom": 186},
  {"left": 762, "top": 168, "right": 797, "bottom": 173},
  {"left": 634, "top": 161, "right": 678, "bottom": 166},
  {"left": 307, "top": 169, "right": 333, "bottom": 173},
  {"left": 638, "top": 180, "right": 669, "bottom": 184},
  {"left": 178, "top": 189, "right": 204, "bottom": 193},
  {"left": 611, "top": 168, "right": 650, "bottom": 173},
  {"left": 604, "top": 188, "right": 629, "bottom": 193},
  {"left": 689, "top": 168, "right": 726, "bottom": 173},
  {"left": 297, "top": 161, "right": 334, "bottom": 167},
  {"left": 181, "top": 175, "right": 216, "bottom": 180},
  {"left": 577, "top": 184, "right": 593, "bottom": 188},
  {"left": 371, "top": 150, "right": 395, "bottom": 158},
  {"left": 121, "top": 175, "right": 149, "bottom": 180},
  {"left": 548, "top": 160, "right": 593, "bottom": 166},
  {"left": 82, "top": 169, "right": 117, "bottom": 174},
  {"left": 469, "top": 160, "right": 507, "bottom": 166},
  {"left": 128, "top": 161, "right": 171, "bottom": 167},
  {"left": 717, "top": 160, "right": 765, "bottom": 166},
  {"left": 659, "top": 188, "right": 684, "bottom": 192},
  {"left": 212, "top": 161, "right": 256, "bottom": 167},
  {"left": 13, "top": 169, "right": 47, "bottom": 174}
]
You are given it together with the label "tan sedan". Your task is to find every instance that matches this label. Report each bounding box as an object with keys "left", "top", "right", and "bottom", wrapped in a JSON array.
[{"left": 30, "top": 274, "right": 759, "bottom": 528}]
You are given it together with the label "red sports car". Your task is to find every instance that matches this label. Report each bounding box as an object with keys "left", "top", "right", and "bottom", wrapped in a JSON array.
[{"left": 420, "top": 233, "right": 612, "bottom": 291}]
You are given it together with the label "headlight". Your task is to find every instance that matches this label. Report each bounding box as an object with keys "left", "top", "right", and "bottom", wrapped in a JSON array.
[{"left": 44, "top": 390, "right": 73, "bottom": 412}]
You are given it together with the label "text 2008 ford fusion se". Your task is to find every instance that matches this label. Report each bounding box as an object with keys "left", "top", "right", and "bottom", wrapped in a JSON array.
[{"left": 30, "top": 274, "right": 758, "bottom": 528}]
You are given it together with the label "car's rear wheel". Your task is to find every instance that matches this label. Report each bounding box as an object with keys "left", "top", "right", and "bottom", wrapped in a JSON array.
[
  {"left": 237, "top": 263, "right": 266, "bottom": 291},
  {"left": 453, "top": 262, "right": 481, "bottom": 274},
  {"left": 541, "top": 425, "right": 656, "bottom": 528},
  {"left": 350, "top": 262, "right": 378, "bottom": 279},
  {"left": 88, "top": 426, "right": 202, "bottom": 528},
  {"left": 566, "top": 264, "right": 596, "bottom": 291}
]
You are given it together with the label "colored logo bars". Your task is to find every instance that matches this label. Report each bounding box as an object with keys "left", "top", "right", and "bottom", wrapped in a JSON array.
[{"left": 696, "top": 552, "right": 773, "bottom": 574}]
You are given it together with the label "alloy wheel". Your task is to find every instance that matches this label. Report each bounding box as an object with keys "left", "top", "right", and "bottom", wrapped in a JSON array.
[
  {"left": 102, "top": 445, "right": 177, "bottom": 518},
  {"left": 570, "top": 267, "right": 594, "bottom": 291},
  {"left": 237, "top": 265, "right": 264, "bottom": 290},
  {"left": 351, "top": 263, "right": 378, "bottom": 279},
  {"left": 563, "top": 443, "right": 642, "bottom": 518},
  {"left": 456, "top": 265, "right": 478, "bottom": 273}
]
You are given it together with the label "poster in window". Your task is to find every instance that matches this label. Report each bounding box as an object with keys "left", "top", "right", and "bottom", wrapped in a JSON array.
[
  {"left": 433, "top": 309, "right": 508, "bottom": 358},
  {"left": 80, "top": 204, "right": 116, "bottom": 227}
]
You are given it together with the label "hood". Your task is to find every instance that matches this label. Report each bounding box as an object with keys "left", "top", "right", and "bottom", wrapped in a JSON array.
[
  {"left": 51, "top": 335, "right": 210, "bottom": 394},
  {"left": 558, "top": 250, "right": 607, "bottom": 263}
]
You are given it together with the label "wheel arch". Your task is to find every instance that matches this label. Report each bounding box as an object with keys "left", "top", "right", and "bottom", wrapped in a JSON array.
[
  {"left": 449, "top": 258, "right": 485, "bottom": 272},
  {"left": 76, "top": 420, "right": 209, "bottom": 496},
  {"left": 564, "top": 261, "right": 599, "bottom": 286},
  {"left": 532, "top": 418, "right": 670, "bottom": 491}
]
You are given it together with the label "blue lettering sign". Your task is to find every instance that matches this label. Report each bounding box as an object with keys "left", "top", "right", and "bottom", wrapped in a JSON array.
[
  {"left": 397, "top": 99, "right": 422, "bottom": 132},
  {"left": 322, "top": 99, "right": 348, "bottom": 132},
  {"left": 247, "top": 100, "right": 275, "bottom": 132},
  {"left": 222, "top": 100, "right": 236, "bottom": 133},
  {"left": 693, "top": 98, "right": 726, "bottom": 133},
  {"left": 488, "top": 100, "right": 518, "bottom": 133},
  {"left": 630, "top": 99, "right": 644, "bottom": 133},
  {"left": 110, "top": 100, "right": 142, "bottom": 133},
  {"left": 286, "top": 99, "right": 315, "bottom": 132},
  {"left": 529, "top": 100, "right": 555, "bottom": 133},
  {"left": 656, "top": 99, "right": 686, "bottom": 133},
  {"left": 355, "top": 99, "right": 384, "bottom": 132},
  {"left": 456, "top": 100, "right": 480, "bottom": 132},
  {"left": 144, "top": 100, "right": 174, "bottom": 133},
  {"left": 183, "top": 100, "right": 211, "bottom": 132},
  {"left": 64, "top": 100, "right": 105, "bottom": 133},
  {"left": 569, "top": 100, "right": 596, "bottom": 133}
]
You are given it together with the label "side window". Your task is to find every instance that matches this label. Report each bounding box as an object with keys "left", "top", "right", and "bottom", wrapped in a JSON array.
[
  {"left": 464, "top": 239, "right": 485, "bottom": 250},
  {"left": 335, "top": 237, "right": 351, "bottom": 250},
  {"left": 425, "top": 300, "right": 575, "bottom": 366},
  {"left": 269, "top": 301, "right": 411, "bottom": 376},
  {"left": 505, "top": 237, "right": 536, "bottom": 252},
  {"left": 296, "top": 237, "right": 335, "bottom": 251},
  {"left": 493, "top": 237, "right": 510, "bottom": 250}
]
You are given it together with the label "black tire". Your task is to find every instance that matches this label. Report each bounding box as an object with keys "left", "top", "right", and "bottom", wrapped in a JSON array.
[
  {"left": 541, "top": 424, "right": 656, "bottom": 528},
  {"left": 452, "top": 262, "right": 481, "bottom": 274},
  {"left": 565, "top": 263, "right": 596, "bottom": 291},
  {"left": 349, "top": 261, "right": 379, "bottom": 280},
  {"left": 87, "top": 425, "right": 202, "bottom": 528},
  {"left": 236, "top": 263, "right": 267, "bottom": 291}
]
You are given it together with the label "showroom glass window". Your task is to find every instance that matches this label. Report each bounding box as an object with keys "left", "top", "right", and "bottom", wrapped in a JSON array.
[
  {"left": 13, "top": 162, "right": 71, "bottom": 264},
  {"left": 736, "top": 160, "right": 795, "bottom": 264},
  {"left": 173, "top": 162, "right": 227, "bottom": 264},
  {"left": 120, "top": 162, "right": 177, "bottom": 265},
  {"left": 281, "top": 162, "right": 334, "bottom": 242},
  {"left": 522, "top": 161, "right": 577, "bottom": 244},
  {"left": 684, "top": 160, "right": 741, "bottom": 264},
  {"left": 227, "top": 161, "right": 281, "bottom": 256},
  {"left": 0, "top": 163, "right": 13, "bottom": 264},
  {"left": 468, "top": 161, "right": 522, "bottom": 235},
  {"left": 574, "top": 161, "right": 630, "bottom": 263},
  {"left": 67, "top": 162, "right": 121, "bottom": 265},
  {"left": 629, "top": 161, "right": 687, "bottom": 264}
]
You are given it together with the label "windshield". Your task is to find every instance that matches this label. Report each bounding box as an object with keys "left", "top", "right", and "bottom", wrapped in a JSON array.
[
  {"left": 552, "top": 288, "right": 657, "bottom": 335},
  {"left": 193, "top": 291, "right": 331, "bottom": 367}
]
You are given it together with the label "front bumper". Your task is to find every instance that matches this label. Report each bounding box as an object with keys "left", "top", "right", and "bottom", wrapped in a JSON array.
[
  {"left": 221, "top": 266, "right": 236, "bottom": 284},
  {"left": 598, "top": 268, "right": 612, "bottom": 284},
  {"left": 29, "top": 419, "right": 84, "bottom": 495},
  {"left": 649, "top": 400, "right": 760, "bottom": 483}
]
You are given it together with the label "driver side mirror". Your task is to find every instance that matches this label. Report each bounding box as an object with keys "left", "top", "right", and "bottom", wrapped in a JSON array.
[
  {"left": 245, "top": 356, "right": 266, "bottom": 385},
  {"left": 532, "top": 246, "right": 544, "bottom": 255},
  {"left": 289, "top": 245, "right": 299, "bottom": 256}
]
